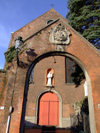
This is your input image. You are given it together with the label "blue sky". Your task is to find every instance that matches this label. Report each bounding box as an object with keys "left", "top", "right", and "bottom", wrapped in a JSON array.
[{"left": 0, "top": 0, "right": 69, "bottom": 69}]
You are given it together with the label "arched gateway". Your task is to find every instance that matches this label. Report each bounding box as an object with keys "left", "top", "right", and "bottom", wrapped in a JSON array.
[{"left": 2, "top": 9, "right": 100, "bottom": 133}]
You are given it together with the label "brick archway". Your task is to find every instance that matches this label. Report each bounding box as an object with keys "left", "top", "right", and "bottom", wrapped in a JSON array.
[
  {"left": 5, "top": 9, "right": 100, "bottom": 133},
  {"left": 20, "top": 51, "right": 95, "bottom": 133}
]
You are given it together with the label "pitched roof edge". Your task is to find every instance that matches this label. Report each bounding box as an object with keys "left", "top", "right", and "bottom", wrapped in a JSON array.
[
  {"left": 24, "top": 18, "right": 60, "bottom": 42},
  {"left": 48, "top": 10, "right": 100, "bottom": 56},
  {"left": 13, "top": 8, "right": 56, "bottom": 33},
  {"left": 59, "top": 17, "right": 100, "bottom": 56},
  {"left": 11, "top": 9, "right": 100, "bottom": 56}
]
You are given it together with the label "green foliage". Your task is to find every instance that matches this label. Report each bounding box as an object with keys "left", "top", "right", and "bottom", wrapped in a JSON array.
[
  {"left": 74, "top": 97, "right": 89, "bottom": 115},
  {"left": 71, "top": 64, "right": 85, "bottom": 87},
  {"left": 0, "top": 69, "right": 6, "bottom": 73},
  {"left": 81, "top": 97, "right": 89, "bottom": 115},
  {"left": 67, "top": 0, "right": 100, "bottom": 49},
  {"left": 5, "top": 46, "right": 16, "bottom": 63},
  {"left": 4, "top": 43, "right": 28, "bottom": 64}
]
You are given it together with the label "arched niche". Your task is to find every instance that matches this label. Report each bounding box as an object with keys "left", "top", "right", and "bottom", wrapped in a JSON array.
[{"left": 45, "top": 68, "right": 54, "bottom": 86}]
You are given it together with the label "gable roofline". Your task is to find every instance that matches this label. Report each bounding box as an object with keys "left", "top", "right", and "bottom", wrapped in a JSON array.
[
  {"left": 12, "top": 8, "right": 100, "bottom": 56},
  {"left": 13, "top": 8, "right": 57, "bottom": 33},
  {"left": 58, "top": 17, "right": 100, "bottom": 56},
  {"left": 24, "top": 18, "right": 60, "bottom": 42},
  {"left": 9, "top": 8, "right": 60, "bottom": 47},
  {"left": 67, "top": 22, "right": 100, "bottom": 56}
]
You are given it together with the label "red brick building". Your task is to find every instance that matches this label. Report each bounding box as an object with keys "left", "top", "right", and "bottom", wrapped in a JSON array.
[{"left": 0, "top": 9, "right": 100, "bottom": 133}]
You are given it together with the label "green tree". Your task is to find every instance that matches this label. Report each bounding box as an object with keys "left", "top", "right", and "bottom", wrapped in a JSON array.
[{"left": 67, "top": 0, "right": 100, "bottom": 49}]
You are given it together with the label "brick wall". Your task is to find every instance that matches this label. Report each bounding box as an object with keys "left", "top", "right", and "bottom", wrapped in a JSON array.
[
  {"left": 2, "top": 9, "right": 100, "bottom": 133},
  {"left": 25, "top": 56, "right": 84, "bottom": 128}
]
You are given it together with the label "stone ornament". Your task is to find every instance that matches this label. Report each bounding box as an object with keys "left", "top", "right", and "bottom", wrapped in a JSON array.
[
  {"left": 49, "top": 24, "right": 71, "bottom": 45},
  {"left": 56, "top": 45, "right": 65, "bottom": 52}
]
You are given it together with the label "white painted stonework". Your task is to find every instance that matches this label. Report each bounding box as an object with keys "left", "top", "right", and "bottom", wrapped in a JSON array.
[{"left": 84, "top": 81, "right": 88, "bottom": 96}]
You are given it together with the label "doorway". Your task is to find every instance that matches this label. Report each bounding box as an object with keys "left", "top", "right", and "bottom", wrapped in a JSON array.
[{"left": 38, "top": 92, "right": 59, "bottom": 126}]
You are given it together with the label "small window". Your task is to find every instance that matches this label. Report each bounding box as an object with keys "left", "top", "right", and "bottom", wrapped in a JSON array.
[
  {"left": 65, "top": 57, "right": 75, "bottom": 83},
  {"left": 46, "top": 20, "right": 54, "bottom": 25},
  {"left": 65, "top": 57, "right": 85, "bottom": 85}
]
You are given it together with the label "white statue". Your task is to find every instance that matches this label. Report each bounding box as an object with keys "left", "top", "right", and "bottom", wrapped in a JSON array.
[{"left": 46, "top": 72, "right": 53, "bottom": 86}]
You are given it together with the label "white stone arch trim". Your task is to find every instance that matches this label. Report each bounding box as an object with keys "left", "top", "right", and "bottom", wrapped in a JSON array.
[
  {"left": 35, "top": 89, "right": 63, "bottom": 127},
  {"left": 33, "top": 52, "right": 95, "bottom": 133},
  {"left": 66, "top": 54, "right": 96, "bottom": 133}
]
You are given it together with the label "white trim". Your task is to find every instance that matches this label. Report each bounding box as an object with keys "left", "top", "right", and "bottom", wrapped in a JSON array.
[{"left": 84, "top": 81, "right": 88, "bottom": 96}]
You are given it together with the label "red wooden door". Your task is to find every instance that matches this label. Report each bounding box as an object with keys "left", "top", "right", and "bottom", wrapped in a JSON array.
[{"left": 38, "top": 92, "right": 59, "bottom": 126}]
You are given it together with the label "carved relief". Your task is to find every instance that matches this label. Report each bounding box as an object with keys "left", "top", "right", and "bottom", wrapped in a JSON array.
[
  {"left": 49, "top": 24, "right": 71, "bottom": 45},
  {"left": 56, "top": 45, "right": 65, "bottom": 52}
]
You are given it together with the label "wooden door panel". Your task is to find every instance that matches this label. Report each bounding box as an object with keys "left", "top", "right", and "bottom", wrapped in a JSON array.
[
  {"left": 49, "top": 101, "right": 59, "bottom": 125},
  {"left": 39, "top": 101, "right": 49, "bottom": 125},
  {"left": 38, "top": 92, "right": 59, "bottom": 126}
]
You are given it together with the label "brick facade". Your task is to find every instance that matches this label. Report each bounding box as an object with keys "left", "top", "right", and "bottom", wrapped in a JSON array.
[
  {"left": 0, "top": 9, "right": 100, "bottom": 133},
  {"left": 25, "top": 56, "right": 84, "bottom": 128}
]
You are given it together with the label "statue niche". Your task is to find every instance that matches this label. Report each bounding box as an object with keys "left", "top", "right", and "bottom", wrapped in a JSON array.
[{"left": 46, "top": 69, "right": 54, "bottom": 87}]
